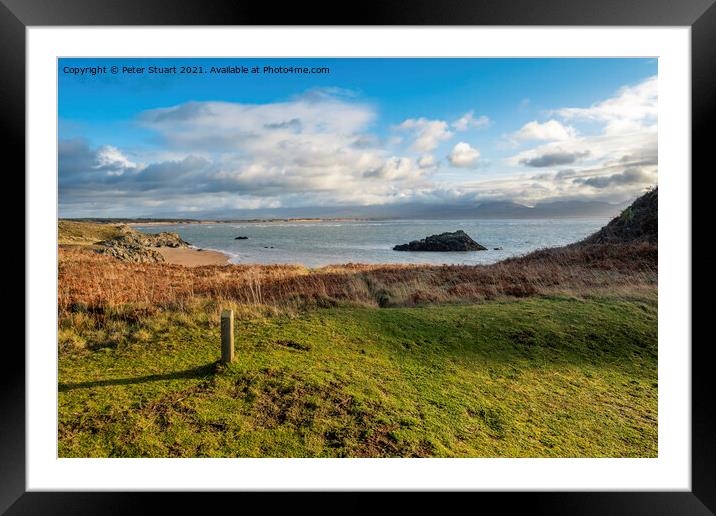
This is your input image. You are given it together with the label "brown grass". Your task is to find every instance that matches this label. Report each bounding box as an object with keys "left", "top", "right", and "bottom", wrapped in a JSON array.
[
  {"left": 58, "top": 241, "right": 657, "bottom": 316},
  {"left": 58, "top": 220, "right": 127, "bottom": 245}
]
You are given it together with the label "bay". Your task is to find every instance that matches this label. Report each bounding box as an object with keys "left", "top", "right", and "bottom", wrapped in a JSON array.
[{"left": 135, "top": 218, "right": 610, "bottom": 268}]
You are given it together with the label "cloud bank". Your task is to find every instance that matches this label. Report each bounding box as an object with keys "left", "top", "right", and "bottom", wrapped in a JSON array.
[
  {"left": 59, "top": 77, "right": 657, "bottom": 217},
  {"left": 506, "top": 75, "right": 657, "bottom": 203}
]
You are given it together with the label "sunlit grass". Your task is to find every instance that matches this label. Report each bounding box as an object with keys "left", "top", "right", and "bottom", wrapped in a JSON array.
[{"left": 59, "top": 296, "right": 657, "bottom": 458}]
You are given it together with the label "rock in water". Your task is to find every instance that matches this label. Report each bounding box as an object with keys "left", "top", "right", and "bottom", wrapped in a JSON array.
[{"left": 393, "top": 230, "right": 487, "bottom": 252}]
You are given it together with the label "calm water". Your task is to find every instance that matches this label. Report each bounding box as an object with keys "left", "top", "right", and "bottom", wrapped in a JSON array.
[{"left": 135, "top": 218, "right": 609, "bottom": 268}]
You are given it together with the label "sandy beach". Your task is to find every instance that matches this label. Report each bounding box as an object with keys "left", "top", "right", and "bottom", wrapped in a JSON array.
[{"left": 155, "top": 247, "right": 230, "bottom": 266}]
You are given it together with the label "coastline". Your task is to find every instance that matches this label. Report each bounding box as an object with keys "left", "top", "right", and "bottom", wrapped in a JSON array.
[
  {"left": 126, "top": 217, "right": 371, "bottom": 227},
  {"left": 154, "top": 246, "right": 231, "bottom": 266}
]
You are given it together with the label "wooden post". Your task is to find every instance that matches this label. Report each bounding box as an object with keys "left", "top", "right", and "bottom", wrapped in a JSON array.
[{"left": 221, "top": 309, "right": 234, "bottom": 363}]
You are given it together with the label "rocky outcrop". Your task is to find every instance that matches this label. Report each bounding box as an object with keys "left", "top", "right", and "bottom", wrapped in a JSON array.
[
  {"left": 106, "top": 231, "right": 190, "bottom": 248},
  {"left": 94, "top": 230, "right": 190, "bottom": 263},
  {"left": 95, "top": 243, "right": 165, "bottom": 263},
  {"left": 393, "top": 230, "right": 487, "bottom": 252}
]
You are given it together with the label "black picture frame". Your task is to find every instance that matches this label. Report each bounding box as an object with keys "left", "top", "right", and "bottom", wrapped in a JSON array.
[{"left": 5, "top": 0, "right": 713, "bottom": 513}]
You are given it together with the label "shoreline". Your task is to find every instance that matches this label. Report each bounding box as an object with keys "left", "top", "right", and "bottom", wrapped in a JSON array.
[
  {"left": 155, "top": 247, "right": 231, "bottom": 266},
  {"left": 127, "top": 218, "right": 372, "bottom": 227}
]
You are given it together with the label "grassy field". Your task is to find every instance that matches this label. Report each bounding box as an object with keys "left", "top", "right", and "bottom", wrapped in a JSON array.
[
  {"left": 58, "top": 197, "right": 659, "bottom": 459},
  {"left": 59, "top": 295, "right": 657, "bottom": 458}
]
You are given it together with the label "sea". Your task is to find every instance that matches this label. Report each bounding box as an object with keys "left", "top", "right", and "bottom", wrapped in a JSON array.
[{"left": 134, "top": 218, "right": 610, "bottom": 268}]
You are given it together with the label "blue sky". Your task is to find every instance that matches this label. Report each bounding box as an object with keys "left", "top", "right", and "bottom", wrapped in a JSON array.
[{"left": 58, "top": 58, "right": 658, "bottom": 217}]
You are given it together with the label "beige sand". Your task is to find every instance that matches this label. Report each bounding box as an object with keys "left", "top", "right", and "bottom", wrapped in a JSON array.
[{"left": 156, "top": 247, "right": 231, "bottom": 266}]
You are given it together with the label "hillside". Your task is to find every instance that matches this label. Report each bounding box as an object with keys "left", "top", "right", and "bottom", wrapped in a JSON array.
[
  {"left": 581, "top": 188, "right": 657, "bottom": 245},
  {"left": 58, "top": 220, "right": 129, "bottom": 245},
  {"left": 501, "top": 189, "right": 658, "bottom": 270}
]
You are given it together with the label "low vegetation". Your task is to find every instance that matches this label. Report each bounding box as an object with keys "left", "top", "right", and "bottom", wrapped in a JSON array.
[
  {"left": 59, "top": 298, "right": 657, "bottom": 457},
  {"left": 583, "top": 187, "right": 657, "bottom": 245},
  {"left": 58, "top": 220, "right": 127, "bottom": 245},
  {"left": 57, "top": 189, "right": 658, "bottom": 458},
  {"left": 59, "top": 240, "right": 655, "bottom": 314}
]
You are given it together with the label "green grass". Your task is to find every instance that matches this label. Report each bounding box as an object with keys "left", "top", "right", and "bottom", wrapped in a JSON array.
[
  {"left": 58, "top": 220, "right": 127, "bottom": 245},
  {"left": 58, "top": 296, "right": 657, "bottom": 457}
]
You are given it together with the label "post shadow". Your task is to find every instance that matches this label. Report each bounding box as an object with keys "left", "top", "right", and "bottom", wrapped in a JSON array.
[{"left": 58, "top": 362, "right": 219, "bottom": 392}]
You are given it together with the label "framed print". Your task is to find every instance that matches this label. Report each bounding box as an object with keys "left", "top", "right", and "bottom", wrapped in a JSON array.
[{"left": 6, "top": 0, "right": 714, "bottom": 512}]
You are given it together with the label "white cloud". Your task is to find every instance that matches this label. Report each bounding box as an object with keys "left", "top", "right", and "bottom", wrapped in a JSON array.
[
  {"left": 556, "top": 75, "right": 657, "bottom": 135},
  {"left": 60, "top": 96, "right": 440, "bottom": 214},
  {"left": 397, "top": 117, "right": 453, "bottom": 152},
  {"left": 417, "top": 155, "right": 436, "bottom": 168},
  {"left": 59, "top": 76, "right": 659, "bottom": 217},
  {"left": 513, "top": 120, "right": 577, "bottom": 141},
  {"left": 510, "top": 125, "right": 656, "bottom": 169},
  {"left": 496, "top": 75, "right": 658, "bottom": 204},
  {"left": 140, "top": 98, "right": 376, "bottom": 150},
  {"left": 452, "top": 111, "right": 490, "bottom": 131},
  {"left": 94, "top": 145, "right": 138, "bottom": 175},
  {"left": 136, "top": 98, "right": 402, "bottom": 200},
  {"left": 366, "top": 157, "right": 425, "bottom": 181},
  {"left": 448, "top": 142, "right": 481, "bottom": 168},
  {"left": 511, "top": 77, "right": 657, "bottom": 178},
  {"left": 438, "top": 159, "right": 656, "bottom": 206}
]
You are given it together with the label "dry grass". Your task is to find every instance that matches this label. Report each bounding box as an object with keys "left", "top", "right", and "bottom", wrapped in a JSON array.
[
  {"left": 58, "top": 241, "right": 657, "bottom": 316},
  {"left": 58, "top": 220, "right": 128, "bottom": 245}
]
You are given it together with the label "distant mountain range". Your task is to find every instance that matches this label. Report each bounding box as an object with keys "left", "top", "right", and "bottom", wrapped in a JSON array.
[
  {"left": 198, "top": 199, "right": 627, "bottom": 221},
  {"left": 66, "top": 199, "right": 629, "bottom": 222}
]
